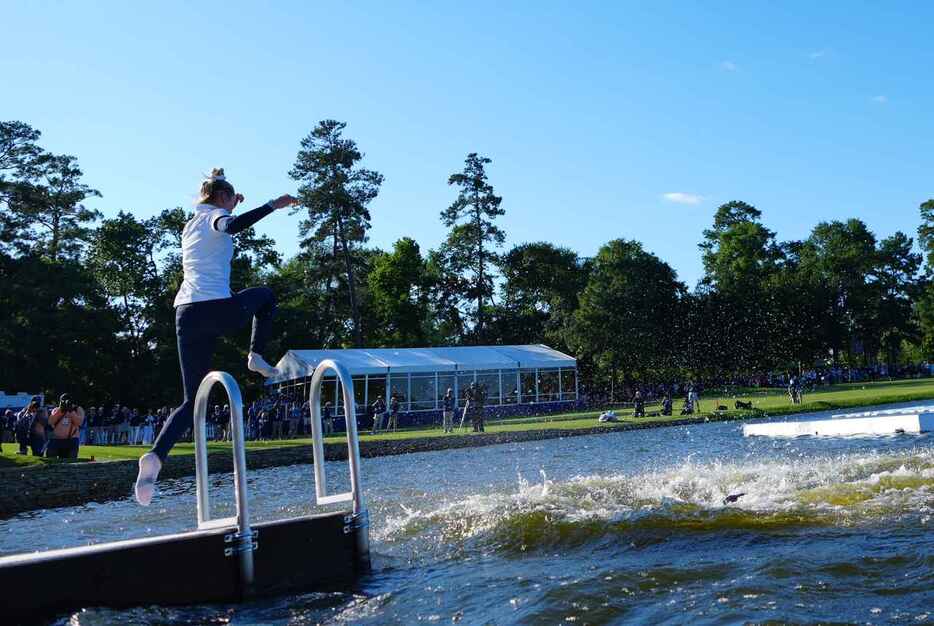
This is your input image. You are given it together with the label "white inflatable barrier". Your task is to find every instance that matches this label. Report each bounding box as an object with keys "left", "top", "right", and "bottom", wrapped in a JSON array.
[{"left": 743, "top": 408, "right": 934, "bottom": 438}]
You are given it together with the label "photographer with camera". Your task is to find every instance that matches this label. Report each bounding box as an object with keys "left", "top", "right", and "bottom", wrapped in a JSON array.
[
  {"left": 1, "top": 409, "right": 12, "bottom": 453},
  {"left": 46, "top": 394, "right": 85, "bottom": 459},
  {"left": 15, "top": 396, "right": 48, "bottom": 456}
]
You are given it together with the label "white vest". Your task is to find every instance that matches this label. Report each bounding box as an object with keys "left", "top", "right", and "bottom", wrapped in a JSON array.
[{"left": 173, "top": 204, "right": 234, "bottom": 306}]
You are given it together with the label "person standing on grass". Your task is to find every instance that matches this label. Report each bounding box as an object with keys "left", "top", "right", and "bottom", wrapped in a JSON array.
[
  {"left": 387, "top": 393, "right": 400, "bottom": 432},
  {"left": 371, "top": 395, "right": 386, "bottom": 434},
  {"left": 111, "top": 405, "right": 122, "bottom": 444},
  {"left": 467, "top": 383, "right": 478, "bottom": 431},
  {"left": 459, "top": 384, "right": 473, "bottom": 431},
  {"left": 113, "top": 407, "right": 124, "bottom": 444},
  {"left": 99, "top": 405, "right": 111, "bottom": 444},
  {"left": 210, "top": 406, "right": 220, "bottom": 441},
  {"left": 223, "top": 404, "right": 233, "bottom": 441},
  {"left": 442, "top": 388, "right": 454, "bottom": 433},
  {"left": 117, "top": 406, "right": 130, "bottom": 444},
  {"left": 220, "top": 404, "right": 230, "bottom": 440},
  {"left": 1, "top": 409, "right": 9, "bottom": 453},
  {"left": 206, "top": 405, "right": 217, "bottom": 441},
  {"left": 129, "top": 408, "right": 142, "bottom": 445},
  {"left": 117, "top": 405, "right": 127, "bottom": 443},
  {"left": 633, "top": 389, "right": 645, "bottom": 418},
  {"left": 16, "top": 397, "right": 48, "bottom": 456},
  {"left": 92, "top": 406, "right": 102, "bottom": 444},
  {"left": 79, "top": 407, "right": 89, "bottom": 445},
  {"left": 688, "top": 385, "right": 700, "bottom": 414},
  {"left": 466, "top": 383, "right": 479, "bottom": 432},
  {"left": 46, "top": 394, "right": 85, "bottom": 459},
  {"left": 302, "top": 400, "right": 312, "bottom": 437},
  {"left": 288, "top": 403, "right": 301, "bottom": 438},
  {"left": 474, "top": 384, "right": 486, "bottom": 432},
  {"left": 85, "top": 407, "right": 96, "bottom": 445},
  {"left": 272, "top": 402, "right": 285, "bottom": 440},
  {"left": 322, "top": 401, "right": 334, "bottom": 435},
  {"left": 134, "top": 168, "right": 298, "bottom": 506},
  {"left": 14, "top": 405, "right": 29, "bottom": 454},
  {"left": 141, "top": 410, "right": 155, "bottom": 446},
  {"left": 1, "top": 408, "right": 13, "bottom": 453},
  {"left": 95, "top": 406, "right": 105, "bottom": 443},
  {"left": 219, "top": 405, "right": 228, "bottom": 440}
]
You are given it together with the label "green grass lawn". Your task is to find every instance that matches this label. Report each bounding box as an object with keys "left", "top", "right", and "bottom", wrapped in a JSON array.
[{"left": 4, "top": 377, "right": 934, "bottom": 470}]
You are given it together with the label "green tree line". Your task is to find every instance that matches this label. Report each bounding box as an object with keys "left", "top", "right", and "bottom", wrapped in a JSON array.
[{"left": 1, "top": 119, "right": 931, "bottom": 406}]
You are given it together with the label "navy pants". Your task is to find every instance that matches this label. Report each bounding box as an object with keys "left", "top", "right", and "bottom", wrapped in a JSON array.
[
  {"left": 16, "top": 430, "right": 28, "bottom": 454},
  {"left": 29, "top": 433, "right": 45, "bottom": 456},
  {"left": 152, "top": 287, "right": 277, "bottom": 461}
]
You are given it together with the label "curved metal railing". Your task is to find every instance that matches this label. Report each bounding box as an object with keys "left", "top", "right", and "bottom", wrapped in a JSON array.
[
  {"left": 193, "top": 371, "right": 254, "bottom": 590},
  {"left": 308, "top": 359, "right": 366, "bottom": 515}
]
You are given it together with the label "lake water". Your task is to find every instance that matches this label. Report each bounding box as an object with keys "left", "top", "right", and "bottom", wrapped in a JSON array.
[{"left": 2, "top": 401, "right": 932, "bottom": 625}]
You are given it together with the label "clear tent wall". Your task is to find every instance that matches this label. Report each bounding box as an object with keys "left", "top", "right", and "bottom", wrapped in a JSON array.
[
  {"left": 266, "top": 345, "right": 579, "bottom": 427},
  {"left": 275, "top": 367, "right": 579, "bottom": 413}
]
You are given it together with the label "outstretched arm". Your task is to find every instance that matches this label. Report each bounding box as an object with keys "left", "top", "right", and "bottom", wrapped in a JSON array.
[
  {"left": 212, "top": 194, "right": 299, "bottom": 235},
  {"left": 213, "top": 203, "right": 274, "bottom": 235}
]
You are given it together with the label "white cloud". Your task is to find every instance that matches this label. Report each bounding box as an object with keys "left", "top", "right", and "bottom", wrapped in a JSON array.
[
  {"left": 720, "top": 60, "right": 738, "bottom": 72},
  {"left": 662, "top": 192, "right": 703, "bottom": 205},
  {"left": 872, "top": 95, "right": 888, "bottom": 104},
  {"left": 808, "top": 49, "right": 827, "bottom": 60}
]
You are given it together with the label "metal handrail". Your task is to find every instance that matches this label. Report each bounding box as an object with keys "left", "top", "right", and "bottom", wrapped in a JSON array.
[
  {"left": 193, "top": 371, "right": 254, "bottom": 591},
  {"left": 308, "top": 359, "right": 366, "bottom": 515}
]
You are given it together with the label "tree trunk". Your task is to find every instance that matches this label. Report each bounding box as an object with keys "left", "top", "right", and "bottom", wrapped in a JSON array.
[
  {"left": 336, "top": 214, "right": 363, "bottom": 347},
  {"left": 50, "top": 212, "right": 60, "bottom": 262},
  {"left": 147, "top": 248, "right": 160, "bottom": 282},
  {"left": 122, "top": 292, "right": 141, "bottom": 357},
  {"left": 474, "top": 187, "right": 484, "bottom": 342}
]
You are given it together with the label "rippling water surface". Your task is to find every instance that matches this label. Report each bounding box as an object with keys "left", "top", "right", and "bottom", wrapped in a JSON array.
[{"left": 2, "top": 402, "right": 933, "bottom": 625}]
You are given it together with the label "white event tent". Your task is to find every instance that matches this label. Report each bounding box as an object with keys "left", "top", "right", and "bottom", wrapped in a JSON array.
[{"left": 269, "top": 345, "right": 578, "bottom": 413}]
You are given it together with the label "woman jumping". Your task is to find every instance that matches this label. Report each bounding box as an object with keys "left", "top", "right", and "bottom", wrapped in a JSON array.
[{"left": 135, "top": 168, "right": 298, "bottom": 506}]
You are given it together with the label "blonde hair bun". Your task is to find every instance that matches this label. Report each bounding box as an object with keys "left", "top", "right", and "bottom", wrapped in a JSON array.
[{"left": 198, "top": 168, "right": 234, "bottom": 204}]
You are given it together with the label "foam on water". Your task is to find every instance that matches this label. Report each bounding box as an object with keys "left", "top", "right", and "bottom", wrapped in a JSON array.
[{"left": 375, "top": 446, "right": 934, "bottom": 553}]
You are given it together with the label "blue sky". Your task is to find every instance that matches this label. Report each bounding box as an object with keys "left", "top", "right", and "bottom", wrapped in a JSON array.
[{"left": 5, "top": 1, "right": 932, "bottom": 287}]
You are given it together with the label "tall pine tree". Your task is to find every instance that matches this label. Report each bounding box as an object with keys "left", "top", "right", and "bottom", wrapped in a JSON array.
[
  {"left": 289, "top": 120, "right": 383, "bottom": 347},
  {"left": 439, "top": 153, "right": 504, "bottom": 342}
]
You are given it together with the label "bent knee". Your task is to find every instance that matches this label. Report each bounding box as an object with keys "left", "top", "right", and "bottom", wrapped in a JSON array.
[
  {"left": 260, "top": 287, "right": 277, "bottom": 312},
  {"left": 255, "top": 286, "right": 276, "bottom": 308}
]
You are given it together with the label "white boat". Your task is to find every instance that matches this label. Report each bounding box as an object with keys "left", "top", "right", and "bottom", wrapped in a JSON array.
[{"left": 743, "top": 406, "right": 934, "bottom": 437}]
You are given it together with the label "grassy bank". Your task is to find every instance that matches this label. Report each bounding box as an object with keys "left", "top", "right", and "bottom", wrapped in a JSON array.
[{"left": 4, "top": 377, "right": 934, "bottom": 470}]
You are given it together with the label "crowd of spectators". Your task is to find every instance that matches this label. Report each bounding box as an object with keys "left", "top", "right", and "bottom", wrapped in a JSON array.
[
  {"left": 85, "top": 406, "right": 164, "bottom": 445},
  {"left": 4, "top": 362, "right": 933, "bottom": 456},
  {"left": 0, "top": 391, "right": 376, "bottom": 454},
  {"left": 700, "top": 363, "right": 934, "bottom": 391},
  {"left": 582, "top": 381, "right": 703, "bottom": 411},
  {"left": 583, "top": 362, "right": 934, "bottom": 407}
]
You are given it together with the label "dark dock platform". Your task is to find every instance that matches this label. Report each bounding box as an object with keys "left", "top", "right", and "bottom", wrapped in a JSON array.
[{"left": 0, "top": 362, "right": 369, "bottom": 624}]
